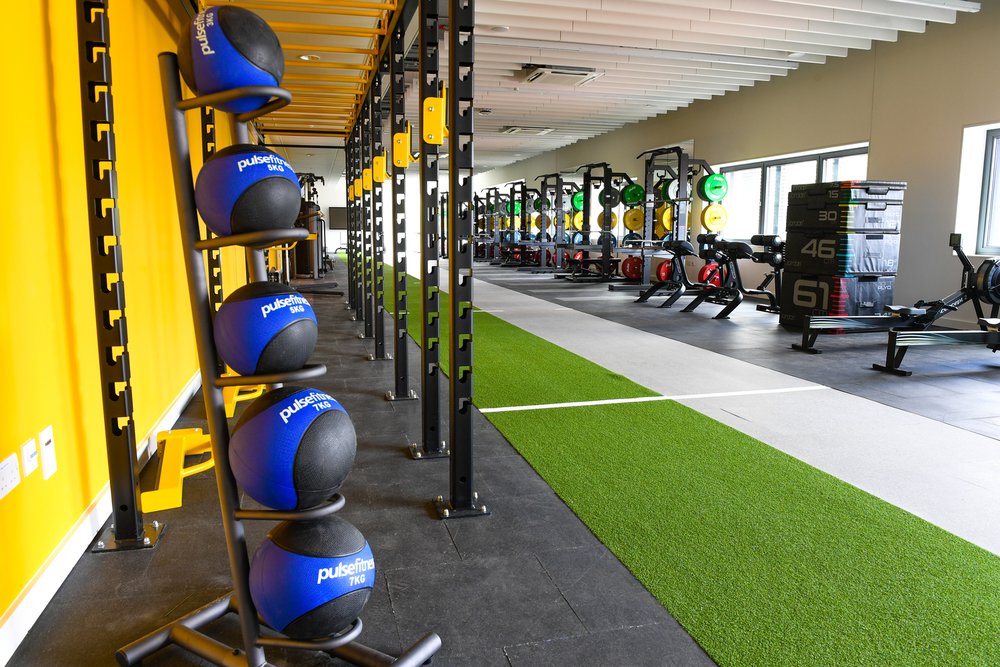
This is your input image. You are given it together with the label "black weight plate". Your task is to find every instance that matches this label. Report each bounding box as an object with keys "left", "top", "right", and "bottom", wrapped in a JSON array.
[{"left": 598, "top": 188, "right": 621, "bottom": 208}]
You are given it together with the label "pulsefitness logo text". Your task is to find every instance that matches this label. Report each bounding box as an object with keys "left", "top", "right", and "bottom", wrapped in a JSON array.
[
  {"left": 260, "top": 294, "right": 309, "bottom": 319},
  {"left": 193, "top": 10, "right": 215, "bottom": 55},
  {"left": 279, "top": 391, "right": 334, "bottom": 424},
  {"left": 316, "top": 556, "right": 375, "bottom": 585},
  {"left": 236, "top": 153, "right": 290, "bottom": 173}
]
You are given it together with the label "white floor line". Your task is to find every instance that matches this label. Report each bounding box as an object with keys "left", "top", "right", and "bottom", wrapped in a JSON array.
[
  {"left": 480, "top": 385, "right": 829, "bottom": 414},
  {"left": 458, "top": 270, "right": 1000, "bottom": 555}
]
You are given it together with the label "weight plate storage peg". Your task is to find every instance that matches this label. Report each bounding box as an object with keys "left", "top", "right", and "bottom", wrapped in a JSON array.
[
  {"left": 571, "top": 191, "right": 585, "bottom": 212},
  {"left": 697, "top": 173, "right": 729, "bottom": 202},
  {"left": 598, "top": 188, "right": 621, "bottom": 208},
  {"left": 624, "top": 207, "right": 644, "bottom": 232},
  {"left": 621, "top": 183, "right": 645, "bottom": 206},
  {"left": 701, "top": 203, "right": 729, "bottom": 232}
]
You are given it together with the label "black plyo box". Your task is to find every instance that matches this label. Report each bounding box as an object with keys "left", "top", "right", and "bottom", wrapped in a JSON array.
[
  {"left": 779, "top": 272, "right": 896, "bottom": 329},
  {"left": 789, "top": 180, "right": 907, "bottom": 204},
  {"left": 785, "top": 200, "right": 903, "bottom": 233},
  {"left": 784, "top": 231, "right": 900, "bottom": 275}
]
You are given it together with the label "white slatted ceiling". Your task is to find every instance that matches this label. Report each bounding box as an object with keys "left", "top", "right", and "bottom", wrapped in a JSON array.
[
  {"left": 230, "top": 0, "right": 981, "bottom": 177},
  {"left": 415, "top": 0, "right": 979, "bottom": 171}
]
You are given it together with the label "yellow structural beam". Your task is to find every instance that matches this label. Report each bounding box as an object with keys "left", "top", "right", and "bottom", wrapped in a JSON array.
[
  {"left": 206, "top": 1, "right": 385, "bottom": 17},
  {"left": 239, "top": 0, "right": 395, "bottom": 8},
  {"left": 285, "top": 60, "right": 375, "bottom": 71},
  {"left": 269, "top": 21, "right": 384, "bottom": 38},
  {"left": 285, "top": 72, "right": 367, "bottom": 84},
  {"left": 283, "top": 43, "right": 378, "bottom": 56}
]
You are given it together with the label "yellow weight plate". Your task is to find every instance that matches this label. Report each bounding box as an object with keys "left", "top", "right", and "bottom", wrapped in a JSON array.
[
  {"left": 597, "top": 211, "right": 619, "bottom": 227},
  {"left": 531, "top": 214, "right": 541, "bottom": 232},
  {"left": 701, "top": 203, "right": 728, "bottom": 232},
  {"left": 654, "top": 205, "right": 673, "bottom": 238},
  {"left": 572, "top": 211, "right": 585, "bottom": 230},
  {"left": 623, "top": 207, "right": 645, "bottom": 232}
]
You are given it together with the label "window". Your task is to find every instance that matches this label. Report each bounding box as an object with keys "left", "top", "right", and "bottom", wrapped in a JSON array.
[
  {"left": 719, "top": 146, "right": 868, "bottom": 239},
  {"left": 978, "top": 129, "right": 1000, "bottom": 254},
  {"left": 720, "top": 167, "right": 762, "bottom": 240}
]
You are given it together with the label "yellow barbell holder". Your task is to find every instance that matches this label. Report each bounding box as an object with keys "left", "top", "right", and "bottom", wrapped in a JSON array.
[
  {"left": 393, "top": 121, "right": 419, "bottom": 168},
  {"left": 422, "top": 84, "right": 449, "bottom": 145}
]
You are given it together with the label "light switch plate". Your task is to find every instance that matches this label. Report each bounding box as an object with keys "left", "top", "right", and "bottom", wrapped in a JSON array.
[
  {"left": 39, "top": 425, "right": 57, "bottom": 480},
  {"left": 21, "top": 439, "right": 38, "bottom": 477}
]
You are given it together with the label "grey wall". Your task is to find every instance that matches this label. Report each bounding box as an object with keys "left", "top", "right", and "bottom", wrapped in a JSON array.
[{"left": 474, "top": 4, "right": 1000, "bottom": 326}]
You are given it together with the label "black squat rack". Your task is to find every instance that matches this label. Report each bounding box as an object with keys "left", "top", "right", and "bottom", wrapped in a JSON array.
[{"left": 115, "top": 51, "right": 441, "bottom": 667}]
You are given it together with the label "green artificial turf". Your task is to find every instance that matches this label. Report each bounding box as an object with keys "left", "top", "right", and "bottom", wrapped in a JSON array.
[
  {"left": 381, "top": 267, "right": 657, "bottom": 408},
  {"left": 488, "top": 401, "right": 1000, "bottom": 667},
  {"left": 376, "top": 264, "right": 1000, "bottom": 665}
]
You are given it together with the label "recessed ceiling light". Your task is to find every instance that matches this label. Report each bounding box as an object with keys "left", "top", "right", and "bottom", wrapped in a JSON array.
[
  {"left": 490, "top": 25, "right": 509, "bottom": 33},
  {"left": 299, "top": 54, "right": 320, "bottom": 61},
  {"left": 306, "top": 153, "right": 315, "bottom": 157},
  {"left": 478, "top": 108, "right": 493, "bottom": 115}
]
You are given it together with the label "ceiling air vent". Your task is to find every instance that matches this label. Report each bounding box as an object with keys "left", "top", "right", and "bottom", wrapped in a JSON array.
[
  {"left": 500, "top": 126, "right": 554, "bottom": 136},
  {"left": 520, "top": 65, "right": 603, "bottom": 87}
]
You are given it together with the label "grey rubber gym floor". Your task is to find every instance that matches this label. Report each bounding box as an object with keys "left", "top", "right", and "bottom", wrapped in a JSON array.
[
  {"left": 475, "top": 265, "right": 1000, "bottom": 441},
  {"left": 10, "top": 261, "right": 714, "bottom": 666}
]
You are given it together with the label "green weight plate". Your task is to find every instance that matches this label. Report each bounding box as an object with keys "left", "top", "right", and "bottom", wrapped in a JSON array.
[
  {"left": 572, "top": 191, "right": 585, "bottom": 212},
  {"left": 621, "top": 183, "right": 645, "bottom": 206},
  {"left": 698, "top": 173, "right": 729, "bottom": 202}
]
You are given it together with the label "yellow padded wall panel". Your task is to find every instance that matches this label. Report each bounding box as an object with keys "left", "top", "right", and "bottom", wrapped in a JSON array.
[
  {"left": 0, "top": 1, "right": 110, "bottom": 620},
  {"left": 0, "top": 0, "right": 247, "bottom": 622}
]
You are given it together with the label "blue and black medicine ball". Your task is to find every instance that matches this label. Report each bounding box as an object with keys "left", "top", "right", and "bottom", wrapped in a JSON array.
[
  {"left": 177, "top": 6, "right": 284, "bottom": 113},
  {"left": 250, "top": 516, "right": 375, "bottom": 639},
  {"left": 213, "top": 282, "right": 317, "bottom": 376},
  {"left": 229, "top": 386, "right": 357, "bottom": 511},
  {"left": 195, "top": 144, "right": 300, "bottom": 236}
]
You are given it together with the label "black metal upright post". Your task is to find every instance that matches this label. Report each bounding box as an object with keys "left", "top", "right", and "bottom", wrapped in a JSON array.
[
  {"left": 360, "top": 98, "right": 375, "bottom": 340},
  {"left": 411, "top": 0, "right": 448, "bottom": 460},
  {"left": 77, "top": 0, "right": 161, "bottom": 552},
  {"left": 353, "top": 126, "right": 365, "bottom": 322},
  {"left": 387, "top": 21, "right": 417, "bottom": 402},
  {"left": 346, "top": 138, "right": 357, "bottom": 313},
  {"left": 369, "top": 67, "right": 389, "bottom": 360},
  {"left": 435, "top": 0, "right": 487, "bottom": 519}
]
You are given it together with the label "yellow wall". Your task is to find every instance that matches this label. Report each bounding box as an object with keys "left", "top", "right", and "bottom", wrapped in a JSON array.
[{"left": 0, "top": 0, "right": 245, "bottom": 622}]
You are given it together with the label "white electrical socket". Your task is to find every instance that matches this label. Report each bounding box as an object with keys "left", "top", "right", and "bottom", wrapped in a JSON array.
[
  {"left": 21, "top": 439, "right": 38, "bottom": 477},
  {"left": 0, "top": 453, "right": 20, "bottom": 500},
  {"left": 39, "top": 425, "right": 57, "bottom": 480}
]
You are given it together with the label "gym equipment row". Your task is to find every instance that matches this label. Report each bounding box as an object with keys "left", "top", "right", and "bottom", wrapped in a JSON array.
[
  {"left": 345, "top": 0, "right": 488, "bottom": 520},
  {"left": 635, "top": 233, "right": 784, "bottom": 319}
]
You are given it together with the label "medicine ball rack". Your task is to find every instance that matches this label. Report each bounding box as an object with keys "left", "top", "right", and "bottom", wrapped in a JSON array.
[{"left": 127, "top": 53, "right": 441, "bottom": 667}]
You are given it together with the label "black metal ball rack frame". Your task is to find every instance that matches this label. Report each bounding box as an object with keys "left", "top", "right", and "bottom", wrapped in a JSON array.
[{"left": 113, "top": 51, "right": 441, "bottom": 667}]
